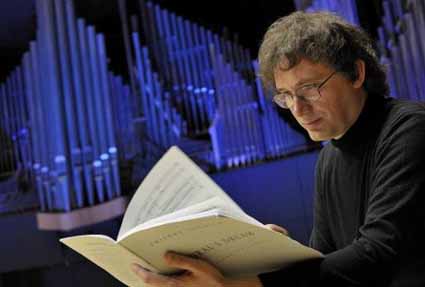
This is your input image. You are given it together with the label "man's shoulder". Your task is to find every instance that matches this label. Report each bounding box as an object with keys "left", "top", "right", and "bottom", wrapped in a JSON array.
[
  {"left": 378, "top": 98, "right": 425, "bottom": 145},
  {"left": 385, "top": 98, "right": 425, "bottom": 122}
]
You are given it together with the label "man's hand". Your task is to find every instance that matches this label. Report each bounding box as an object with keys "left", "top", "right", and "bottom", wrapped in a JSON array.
[
  {"left": 131, "top": 251, "right": 262, "bottom": 287},
  {"left": 265, "top": 224, "right": 289, "bottom": 236}
]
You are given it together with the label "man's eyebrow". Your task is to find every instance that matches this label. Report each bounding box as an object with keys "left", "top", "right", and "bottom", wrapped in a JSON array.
[{"left": 276, "top": 77, "right": 322, "bottom": 93}]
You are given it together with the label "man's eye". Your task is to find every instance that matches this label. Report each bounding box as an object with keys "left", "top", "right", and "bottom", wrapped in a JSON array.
[{"left": 299, "top": 84, "right": 318, "bottom": 91}]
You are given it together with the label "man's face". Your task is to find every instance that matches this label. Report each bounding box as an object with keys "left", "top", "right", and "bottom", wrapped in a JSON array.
[{"left": 273, "top": 58, "right": 367, "bottom": 141}]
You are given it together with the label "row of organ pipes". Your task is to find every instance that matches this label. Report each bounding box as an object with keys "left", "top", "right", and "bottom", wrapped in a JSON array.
[
  {"left": 3, "top": 0, "right": 423, "bottom": 214},
  {"left": 0, "top": 0, "right": 312, "bottom": 213},
  {"left": 0, "top": 0, "right": 123, "bottom": 212},
  {"left": 296, "top": 0, "right": 359, "bottom": 24},
  {"left": 378, "top": 0, "right": 425, "bottom": 101},
  {"left": 123, "top": 0, "right": 311, "bottom": 169}
]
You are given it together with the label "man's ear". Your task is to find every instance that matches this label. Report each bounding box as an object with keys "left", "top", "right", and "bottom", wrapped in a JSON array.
[{"left": 353, "top": 59, "right": 365, "bottom": 89}]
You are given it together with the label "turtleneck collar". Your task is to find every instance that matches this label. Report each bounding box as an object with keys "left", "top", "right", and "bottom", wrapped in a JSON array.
[{"left": 330, "top": 95, "right": 390, "bottom": 151}]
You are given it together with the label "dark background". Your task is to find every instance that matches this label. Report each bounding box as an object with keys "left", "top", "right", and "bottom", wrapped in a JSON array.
[{"left": 0, "top": 0, "right": 383, "bottom": 83}]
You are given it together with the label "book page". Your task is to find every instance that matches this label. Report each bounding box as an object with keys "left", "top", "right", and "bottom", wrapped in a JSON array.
[
  {"left": 60, "top": 235, "right": 157, "bottom": 287},
  {"left": 118, "top": 146, "right": 243, "bottom": 238},
  {"left": 119, "top": 215, "right": 323, "bottom": 276},
  {"left": 119, "top": 197, "right": 263, "bottom": 241}
]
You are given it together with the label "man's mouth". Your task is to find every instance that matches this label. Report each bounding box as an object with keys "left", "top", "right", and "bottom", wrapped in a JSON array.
[{"left": 302, "top": 118, "right": 321, "bottom": 126}]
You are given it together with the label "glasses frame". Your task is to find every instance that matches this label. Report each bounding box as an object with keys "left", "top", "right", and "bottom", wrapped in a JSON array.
[{"left": 273, "top": 71, "right": 337, "bottom": 109}]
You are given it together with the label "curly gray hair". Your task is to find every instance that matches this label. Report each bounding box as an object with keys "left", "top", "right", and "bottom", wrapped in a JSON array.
[{"left": 258, "top": 11, "right": 389, "bottom": 97}]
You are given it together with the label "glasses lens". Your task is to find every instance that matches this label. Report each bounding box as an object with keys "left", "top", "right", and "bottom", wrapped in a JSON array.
[
  {"left": 297, "top": 86, "right": 319, "bottom": 100},
  {"left": 274, "top": 95, "right": 289, "bottom": 109}
]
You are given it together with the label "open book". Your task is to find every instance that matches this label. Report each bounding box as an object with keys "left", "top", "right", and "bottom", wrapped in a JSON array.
[{"left": 60, "top": 146, "right": 322, "bottom": 287}]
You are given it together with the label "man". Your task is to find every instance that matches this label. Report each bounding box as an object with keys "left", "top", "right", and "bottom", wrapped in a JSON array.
[{"left": 132, "top": 11, "right": 425, "bottom": 286}]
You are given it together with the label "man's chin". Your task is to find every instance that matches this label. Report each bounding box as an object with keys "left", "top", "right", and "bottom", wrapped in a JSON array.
[{"left": 307, "top": 131, "right": 332, "bottom": 142}]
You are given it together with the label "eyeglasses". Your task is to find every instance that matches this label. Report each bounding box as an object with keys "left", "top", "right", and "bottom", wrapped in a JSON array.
[{"left": 273, "top": 71, "right": 337, "bottom": 109}]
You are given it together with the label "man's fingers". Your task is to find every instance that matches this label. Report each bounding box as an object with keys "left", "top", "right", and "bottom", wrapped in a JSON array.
[
  {"left": 164, "top": 252, "right": 217, "bottom": 275},
  {"left": 132, "top": 263, "right": 178, "bottom": 286},
  {"left": 265, "top": 224, "right": 289, "bottom": 236}
]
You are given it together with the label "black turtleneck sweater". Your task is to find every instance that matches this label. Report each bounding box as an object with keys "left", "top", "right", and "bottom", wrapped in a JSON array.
[{"left": 259, "top": 96, "right": 425, "bottom": 286}]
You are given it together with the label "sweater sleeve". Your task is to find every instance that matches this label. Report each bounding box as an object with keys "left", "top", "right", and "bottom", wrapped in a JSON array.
[{"left": 260, "top": 112, "right": 425, "bottom": 287}]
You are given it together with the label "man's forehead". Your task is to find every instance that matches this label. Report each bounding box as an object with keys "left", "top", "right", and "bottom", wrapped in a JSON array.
[{"left": 274, "top": 59, "right": 331, "bottom": 90}]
